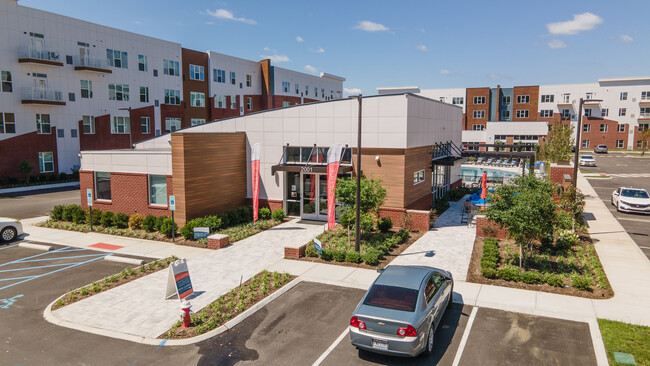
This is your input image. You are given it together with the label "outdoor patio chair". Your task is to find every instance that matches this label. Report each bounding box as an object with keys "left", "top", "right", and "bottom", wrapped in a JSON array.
[
  {"left": 475, "top": 157, "right": 484, "bottom": 165},
  {"left": 485, "top": 158, "right": 493, "bottom": 165},
  {"left": 493, "top": 158, "right": 502, "bottom": 166},
  {"left": 467, "top": 205, "right": 480, "bottom": 227},
  {"left": 461, "top": 201, "right": 473, "bottom": 223}
]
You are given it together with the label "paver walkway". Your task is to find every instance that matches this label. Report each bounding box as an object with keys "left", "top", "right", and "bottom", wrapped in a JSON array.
[
  {"left": 52, "top": 220, "right": 324, "bottom": 338},
  {"left": 390, "top": 197, "right": 476, "bottom": 280}
]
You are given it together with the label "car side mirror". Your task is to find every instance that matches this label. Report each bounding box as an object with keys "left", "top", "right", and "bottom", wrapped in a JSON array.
[
  {"left": 377, "top": 268, "right": 385, "bottom": 273},
  {"left": 613, "top": 192, "right": 619, "bottom": 196}
]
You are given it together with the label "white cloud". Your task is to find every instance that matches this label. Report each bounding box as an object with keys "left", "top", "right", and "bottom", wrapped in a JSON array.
[
  {"left": 206, "top": 9, "right": 256, "bottom": 24},
  {"left": 416, "top": 44, "right": 428, "bottom": 52},
  {"left": 548, "top": 39, "right": 567, "bottom": 49},
  {"left": 296, "top": 36, "right": 304, "bottom": 43},
  {"left": 353, "top": 20, "right": 389, "bottom": 32},
  {"left": 311, "top": 47, "right": 325, "bottom": 53},
  {"left": 134, "top": 20, "right": 142, "bottom": 25},
  {"left": 260, "top": 54, "right": 290, "bottom": 63},
  {"left": 205, "top": 21, "right": 214, "bottom": 25},
  {"left": 440, "top": 69, "right": 452, "bottom": 75},
  {"left": 304, "top": 65, "right": 318, "bottom": 74},
  {"left": 546, "top": 12, "right": 603, "bottom": 35},
  {"left": 344, "top": 88, "right": 362, "bottom": 95},
  {"left": 621, "top": 34, "right": 634, "bottom": 43}
]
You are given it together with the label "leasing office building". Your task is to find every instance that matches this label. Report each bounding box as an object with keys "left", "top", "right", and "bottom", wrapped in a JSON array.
[{"left": 78, "top": 94, "right": 462, "bottom": 226}]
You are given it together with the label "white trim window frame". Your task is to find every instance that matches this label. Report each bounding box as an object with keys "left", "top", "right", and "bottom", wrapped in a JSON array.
[
  {"left": 216, "top": 95, "right": 226, "bottom": 109},
  {"left": 190, "top": 92, "right": 205, "bottom": 107},
  {"left": 1, "top": 70, "right": 12, "bottom": 92},
  {"left": 0, "top": 112, "right": 16, "bottom": 134},
  {"left": 616, "top": 140, "right": 624, "bottom": 148},
  {"left": 452, "top": 97, "right": 464, "bottom": 105},
  {"left": 516, "top": 109, "right": 529, "bottom": 118},
  {"left": 165, "top": 117, "right": 181, "bottom": 133},
  {"left": 36, "top": 113, "right": 51, "bottom": 134},
  {"left": 540, "top": 110, "right": 553, "bottom": 118},
  {"left": 502, "top": 95, "right": 511, "bottom": 105},
  {"left": 620, "top": 91, "right": 628, "bottom": 101},
  {"left": 163, "top": 59, "right": 179, "bottom": 76},
  {"left": 618, "top": 124, "right": 625, "bottom": 133},
  {"left": 473, "top": 110, "right": 485, "bottom": 119},
  {"left": 82, "top": 115, "right": 95, "bottom": 134},
  {"left": 246, "top": 74, "right": 252, "bottom": 87},
  {"left": 584, "top": 108, "right": 592, "bottom": 117},
  {"left": 246, "top": 97, "right": 252, "bottom": 110},
  {"left": 230, "top": 71, "right": 236, "bottom": 85},
  {"left": 473, "top": 96, "right": 486, "bottom": 105},
  {"left": 94, "top": 171, "right": 111, "bottom": 201},
  {"left": 582, "top": 139, "right": 590, "bottom": 148},
  {"left": 413, "top": 169, "right": 425, "bottom": 185},
  {"left": 108, "top": 83, "right": 129, "bottom": 101},
  {"left": 619, "top": 108, "right": 626, "bottom": 116},
  {"left": 111, "top": 116, "right": 130, "bottom": 134},
  {"left": 600, "top": 124, "right": 608, "bottom": 133},
  {"left": 39, "top": 152, "right": 54, "bottom": 173},
  {"left": 501, "top": 110, "right": 510, "bottom": 120},
  {"left": 472, "top": 124, "right": 485, "bottom": 131},
  {"left": 642, "top": 91, "right": 650, "bottom": 100},
  {"left": 601, "top": 108, "right": 609, "bottom": 117},
  {"left": 138, "top": 54, "right": 147, "bottom": 72},
  {"left": 80, "top": 80, "right": 92, "bottom": 99},
  {"left": 282, "top": 81, "right": 290, "bottom": 93},
  {"left": 190, "top": 118, "right": 205, "bottom": 126},
  {"left": 541, "top": 94, "right": 554, "bottom": 103},
  {"left": 583, "top": 124, "right": 591, "bottom": 132},
  {"left": 189, "top": 64, "right": 204, "bottom": 81},
  {"left": 230, "top": 95, "right": 237, "bottom": 109},
  {"left": 214, "top": 69, "right": 225, "bottom": 83},
  {"left": 106, "top": 49, "right": 128, "bottom": 69},
  {"left": 164, "top": 89, "right": 180, "bottom": 105},
  {"left": 140, "top": 86, "right": 149, "bottom": 103},
  {"left": 141, "top": 116, "right": 150, "bottom": 134},
  {"left": 516, "top": 95, "right": 530, "bottom": 104},
  {"left": 148, "top": 175, "right": 168, "bottom": 206}
]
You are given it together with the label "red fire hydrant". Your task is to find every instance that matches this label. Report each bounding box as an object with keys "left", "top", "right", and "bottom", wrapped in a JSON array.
[{"left": 180, "top": 299, "right": 192, "bottom": 328}]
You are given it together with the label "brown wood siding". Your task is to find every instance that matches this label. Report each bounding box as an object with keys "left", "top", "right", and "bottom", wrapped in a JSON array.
[
  {"left": 181, "top": 48, "right": 210, "bottom": 128},
  {"left": 352, "top": 148, "right": 405, "bottom": 208},
  {"left": 171, "top": 132, "right": 247, "bottom": 224},
  {"left": 404, "top": 146, "right": 433, "bottom": 207}
]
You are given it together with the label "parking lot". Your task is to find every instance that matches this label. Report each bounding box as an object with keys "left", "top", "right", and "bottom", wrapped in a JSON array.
[
  {"left": 0, "top": 186, "right": 79, "bottom": 219},
  {"left": 581, "top": 152, "right": 650, "bottom": 258}
]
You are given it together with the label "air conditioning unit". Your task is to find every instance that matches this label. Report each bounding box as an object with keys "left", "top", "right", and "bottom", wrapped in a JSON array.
[
  {"left": 632, "top": 98, "right": 637, "bottom": 102},
  {"left": 631, "top": 114, "right": 635, "bottom": 118}
]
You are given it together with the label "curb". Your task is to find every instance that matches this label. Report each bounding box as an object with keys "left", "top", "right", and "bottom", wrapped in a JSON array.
[
  {"left": 104, "top": 255, "right": 145, "bottom": 266},
  {"left": 43, "top": 276, "right": 305, "bottom": 346},
  {"left": 18, "top": 242, "right": 53, "bottom": 251},
  {"left": 0, "top": 181, "right": 79, "bottom": 195}
]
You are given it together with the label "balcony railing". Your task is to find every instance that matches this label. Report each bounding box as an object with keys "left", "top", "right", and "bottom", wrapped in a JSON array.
[
  {"left": 18, "top": 45, "right": 63, "bottom": 66},
  {"left": 22, "top": 87, "right": 65, "bottom": 105},
  {"left": 639, "top": 112, "right": 650, "bottom": 119},
  {"left": 73, "top": 55, "right": 111, "bottom": 73}
]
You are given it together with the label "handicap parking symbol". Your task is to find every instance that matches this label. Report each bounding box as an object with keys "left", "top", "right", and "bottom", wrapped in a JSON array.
[{"left": 0, "top": 294, "right": 24, "bottom": 309}]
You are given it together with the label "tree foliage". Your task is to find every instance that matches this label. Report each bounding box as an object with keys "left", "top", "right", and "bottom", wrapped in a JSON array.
[
  {"left": 18, "top": 159, "right": 33, "bottom": 183},
  {"left": 538, "top": 123, "right": 574, "bottom": 163},
  {"left": 335, "top": 176, "right": 387, "bottom": 214},
  {"left": 639, "top": 128, "right": 650, "bottom": 156}
]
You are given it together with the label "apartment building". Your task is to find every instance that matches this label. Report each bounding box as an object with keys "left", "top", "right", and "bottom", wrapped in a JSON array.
[{"left": 0, "top": 0, "right": 344, "bottom": 179}]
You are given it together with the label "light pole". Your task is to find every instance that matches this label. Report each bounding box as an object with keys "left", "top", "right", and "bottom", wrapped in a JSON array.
[
  {"left": 118, "top": 107, "right": 133, "bottom": 148},
  {"left": 573, "top": 98, "right": 602, "bottom": 185},
  {"left": 355, "top": 95, "right": 362, "bottom": 253}
]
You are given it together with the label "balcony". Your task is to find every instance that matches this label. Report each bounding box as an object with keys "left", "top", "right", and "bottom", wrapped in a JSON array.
[
  {"left": 639, "top": 98, "right": 650, "bottom": 106},
  {"left": 639, "top": 112, "right": 650, "bottom": 120},
  {"left": 556, "top": 101, "right": 573, "bottom": 107},
  {"left": 21, "top": 87, "right": 66, "bottom": 106},
  {"left": 73, "top": 55, "right": 112, "bottom": 74},
  {"left": 18, "top": 46, "right": 64, "bottom": 67}
]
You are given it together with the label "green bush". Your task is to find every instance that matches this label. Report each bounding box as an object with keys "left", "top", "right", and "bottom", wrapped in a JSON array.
[
  {"left": 159, "top": 217, "right": 178, "bottom": 238},
  {"left": 113, "top": 213, "right": 130, "bottom": 229},
  {"left": 154, "top": 216, "right": 166, "bottom": 231},
  {"left": 362, "top": 250, "right": 381, "bottom": 266},
  {"left": 546, "top": 274, "right": 565, "bottom": 287},
  {"left": 571, "top": 275, "right": 592, "bottom": 291},
  {"left": 59, "top": 172, "right": 68, "bottom": 181},
  {"left": 397, "top": 229, "right": 410, "bottom": 243},
  {"left": 142, "top": 215, "right": 157, "bottom": 232},
  {"left": 377, "top": 217, "right": 393, "bottom": 233},
  {"left": 480, "top": 238, "right": 500, "bottom": 276},
  {"left": 86, "top": 208, "right": 102, "bottom": 226},
  {"left": 62, "top": 205, "right": 78, "bottom": 222},
  {"left": 305, "top": 243, "right": 319, "bottom": 257},
  {"left": 100, "top": 211, "right": 116, "bottom": 227},
  {"left": 521, "top": 271, "right": 544, "bottom": 284},
  {"left": 320, "top": 248, "right": 333, "bottom": 261},
  {"left": 271, "top": 209, "right": 285, "bottom": 222},
  {"left": 385, "top": 236, "right": 400, "bottom": 249},
  {"left": 8, "top": 177, "right": 19, "bottom": 185},
  {"left": 498, "top": 266, "right": 521, "bottom": 281},
  {"left": 332, "top": 249, "right": 346, "bottom": 262},
  {"left": 556, "top": 230, "right": 578, "bottom": 251},
  {"left": 181, "top": 216, "right": 223, "bottom": 240},
  {"left": 481, "top": 267, "right": 498, "bottom": 279},
  {"left": 48, "top": 174, "right": 59, "bottom": 182},
  {"left": 129, "top": 214, "right": 144, "bottom": 230},
  {"left": 345, "top": 250, "right": 362, "bottom": 263},
  {"left": 258, "top": 208, "right": 271, "bottom": 220},
  {"left": 50, "top": 205, "right": 65, "bottom": 221},
  {"left": 68, "top": 205, "right": 86, "bottom": 224},
  {"left": 38, "top": 174, "right": 47, "bottom": 182}
]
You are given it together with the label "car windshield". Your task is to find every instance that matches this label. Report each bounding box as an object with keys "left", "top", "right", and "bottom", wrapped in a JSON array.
[
  {"left": 363, "top": 284, "right": 418, "bottom": 312},
  {"left": 621, "top": 189, "right": 650, "bottom": 198},
  {"left": 581, "top": 156, "right": 594, "bottom": 160}
]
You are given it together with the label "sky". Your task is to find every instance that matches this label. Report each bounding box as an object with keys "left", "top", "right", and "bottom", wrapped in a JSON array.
[{"left": 19, "top": 0, "right": 650, "bottom": 96}]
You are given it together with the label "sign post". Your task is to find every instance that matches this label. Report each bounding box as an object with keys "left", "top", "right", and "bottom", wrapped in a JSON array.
[
  {"left": 165, "top": 258, "right": 194, "bottom": 300},
  {"left": 169, "top": 195, "right": 176, "bottom": 242},
  {"left": 86, "top": 189, "right": 93, "bottom": 232}
]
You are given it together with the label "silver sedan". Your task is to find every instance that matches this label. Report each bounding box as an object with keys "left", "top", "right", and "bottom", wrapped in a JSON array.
[
  {"left": 0, "top": 217, "right": 23, "bottom": 242},
  {"left": 349, "top": 265, "right": 453, "bottom": 357}
]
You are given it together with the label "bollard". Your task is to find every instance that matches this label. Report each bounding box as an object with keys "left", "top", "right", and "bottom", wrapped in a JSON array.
[{"left": 180, "top": 299, "right": 192, "bottom": 328}]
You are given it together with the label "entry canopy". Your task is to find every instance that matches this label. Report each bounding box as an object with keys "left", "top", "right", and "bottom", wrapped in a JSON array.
[{"left": 271, "top": 163, "right": 353, "bottom": 175}]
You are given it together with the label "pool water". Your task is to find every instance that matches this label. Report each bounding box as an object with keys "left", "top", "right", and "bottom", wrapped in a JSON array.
[{"left": 461, "top": 168, "right": 517, "bottom": 178}]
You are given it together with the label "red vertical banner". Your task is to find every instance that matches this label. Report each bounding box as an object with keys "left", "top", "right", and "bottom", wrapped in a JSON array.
[
  {"left": 326, "top": 144, "right": 343, "bottom": 230},
  {"left": 251, "top": 143, "right": 261, "bottom": 222}
]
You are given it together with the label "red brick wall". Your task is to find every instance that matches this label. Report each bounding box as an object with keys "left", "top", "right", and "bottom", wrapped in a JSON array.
[
  {"left": 273, "top": 95, "right": 304, "bottom": 109},
  {"left": 451, "top": 179, "right": 462, "bottom": 190},
  {"left": 246, "top": 198, "right": 283, "bottom": 212},
  {"left": 632, "top": 125, "right": 650, "bottom": 149},
  {"left": 79, "top": 107, "right": 155, "bottom": 151},
  {"left": 580, "top": 117, "right": 628, "bottom": 149},
  {"left": 160, "top": 104, "right": 184, "bottom": 130},
  {"left": 181, "top": 48, "right": 210, "bottom": 125},
  {"left": 130, "top": 106, "right": 156, "bottom": 143},
  {"left": 80, "top": 170, "right": 172, "bottom": 218},
  {"left": 512, "top": 86, "right": 539, "bottom": 122},
  {"left": 379, "top": 207, "right": 430, "bottom": 231},
  {"left": 549, "top": 165, "right": 573, "bottom": 187},
  {"left": 208, "top": 97, "right": 241, "bottom": 120},
  {"left": 465, "top": 87, "right": 490, "bottom": 130},
  {"left": 476, "top": 216, "right": 507, "bottom": 239},
  {"left": 0, "top": 130, "right": 58, "bottom": 177}
]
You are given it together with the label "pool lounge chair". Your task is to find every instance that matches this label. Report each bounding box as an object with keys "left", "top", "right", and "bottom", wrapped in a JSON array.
[
  {"left": 484, "top": 158, "right": 493, "bottom": 165},
  {"left": 492, "top": 158, "right": 502, "bottom": 166},
  {"left": 475, "top": 157, "right": 484, "bottom": 165}
]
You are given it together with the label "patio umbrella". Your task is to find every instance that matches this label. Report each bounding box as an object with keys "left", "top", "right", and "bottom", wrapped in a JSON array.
[{"left": 481, "top": 172, "right": 488, "bottom": 200}]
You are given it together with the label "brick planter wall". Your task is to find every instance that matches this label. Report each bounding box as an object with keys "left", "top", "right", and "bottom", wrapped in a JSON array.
[
  {"left": 284, "top": 245, "right": 306, "bottom": 259},
  {"left": 549, "top": 164, "right": 574, "bottom": 187},
  {"left": 379, "top": 207, "right": 430, "bottom": 231},
  {"left": 207, "top": 234, "right": 229, "bottom": 249},
  {"left": 476, "top": 216, "right": 508, "bottom": 239}
]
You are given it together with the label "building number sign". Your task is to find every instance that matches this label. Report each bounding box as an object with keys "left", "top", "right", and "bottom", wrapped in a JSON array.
[{"left": 300, "top": 166, "right": 313, "bottom": 173}]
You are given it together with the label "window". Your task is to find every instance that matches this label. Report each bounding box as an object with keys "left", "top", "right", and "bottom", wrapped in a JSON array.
[
  {"left": 517, "top": 95, "right": 530, "bottom": 104},
  {"left": 619, "top": 108, "right": 627, "bottom": 116},
  {"left": 230, "top": 95, "right": 237, "bottom": 109},
  {"left": 165, "top": 118, "right": 181, "bottom": 132},
  {"left": 472, "top": 124, "right": 485, "bottom": 131},
  {"left": 0, "top": 113, "right": 16, "bottom": 134},
  {"left": 501, "top": 110, "right": 510, "bottom": 120},
  {"left": 452, "top": 97, "right": 464, "bottom": 105},
  {"left": 639, "top": 123, "right": 650, "bottom": 132},
  {"left": 541, "top": 94, "right": 554, "bottom": 103},
  {"left": 282, "top": 81, "right": 290, "bottom": 93},
  {"left": 540, "top": 110, "right": 554, "bottom": 118},
  {"left": 111, "top": 116, "right": 130, "bottom": 134},
  {"left": 164, "top": 89, "right": 180, "bottom": 105},
  {"left": 642, "top": 91, "right": 650, "bottom": 100},
  {"left": 106, "top": 49, "right": 128, "bottom": 68},
  {"left": 620, "top": 92, "right": 628, "bottom": 101},
  {"left": 562, "top": 93, "right": 570, "bottom": 103},
  {"left": 189, "top": 64, "right": 204, "bottom": 81},
  {"left": 246, "top": 97, "right": 252, "bottom": 110},
  {"left": 149, "top": 175, "right": 167, "bottom": 206},
  {"left": 213, "top": 69, "right": 225, "bottom": 83},
  {"left": 305, "top": 85, "right": 309, "bottom": 96},
  {"left": 582, "top": 139, "right": 589, "bottom": 148},
  {"left": 616, "top": 140, "right": 624, "bottom": 148},
  {"left": 108, "top": 84, "right": 129, "bottom": 101},
  {"left": 190, "top": 119, "right": 205, "bottom": 126},
  {"left": 82, "top": 115, "right": 95, "bottom": 134},
  {"left": 95, "top": 172, "right": 111, "bottom": 200},
  {"left": 141, "top": 117, "right": 150, "bottom": 134},
  {"left": 584, "top": 109, "right": 592, "bottom": 117},
  {"left": 1, "top": 71, "right": 12, "bottom": 92},
  {"left": 602, "top": 108, "right": 609, "bottom": 117},
  {"left": 38, "top": 152, "right": 54, "bottom": 173},
  {"left": 80, "top": 80, "right": 92, "bottom": 98},
  {"left": 322, "top": 89, "right": 325, "bottom": 98},
  {"left": 314, "top": 87, "right": 317, "bottom": 97},
  {"left": 295, "top": 83, "right": 299, "bottom": 94},
  {"left": 473, "top": 96, "right": 486, "bottom": 105},
  {"left": 586, "top": 92, "right": 594, "bottom": 99},
  {"left": 600, "top": 124, "right": 608, "bottom": 132},
  {"left": 501, "top": 95, "right": 511, "bottom": 105},
  {"left": 138, "top": 55, "right": 147, "bottom": 72},
  {"left": 561, "top": 109, "right": 570, "bottom": 119},
  {"left": 494, "top": 135, "right": 507, "bottom": 140},
  {"left": 282, "top": 101, "right": 291, "bottom": 108},
  {"left": 618, "top": 124, "right": 625, "bottom": 133},
  {"left": 516, "top": 110, "right": 529, "bottom": 118},
  {"left": 637, "top": 140, "right": 645, "bottom": 149},
  {"left": 216, "top": 95, "right": 226, "bottom": 108},
  {"left": 71, "top": 129, "right": 78, "bottom": 138},
  {"left": 139, "top": 86, "right": 149, "bottom": 103},
  {"left": 190, "top": 92, "right": 205, "bottom": 107},
  {"left": 439, "top": 97, "right": 446, "bottom": 103},
  {"left": 413, "top": 169, "right": 425, "bottom": 185},
  {"left": 246, "top": 74, "right": 252, "bottom": 87},
  {"left": 641, "top": 107, "right": 650, "bottom": 117},
  {"left": 163, "top": 59, "right": 179, "bottom": 76},
  {"left": 36, "top": 114, "right": 51, "bottom": 134},
  {"left": 230, "top": 71, "right": 236, "bottom": 85},
  {"left": 473, "top": 110, "right": 485, "bottom": 119},
  {"left": 583, "top": 124, "right": 591, "bottom": 132},
  {"left": 363, "top": 285, "right": 418, "bottom": 312}
]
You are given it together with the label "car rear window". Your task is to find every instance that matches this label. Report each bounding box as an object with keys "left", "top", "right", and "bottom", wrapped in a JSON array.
[{"left": 363, "top": 285, "right": 418, "bottom": 312}]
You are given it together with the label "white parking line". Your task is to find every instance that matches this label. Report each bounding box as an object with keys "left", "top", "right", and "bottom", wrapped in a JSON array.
[
  {"left": 616, "top": 217, "right": 650, "bottom": 223},
  {"left": 451, "top": 306, "right": 479, "bottom": 366},
  {"left": 312, "top": 328, "right": 349, "bottom": 366}
]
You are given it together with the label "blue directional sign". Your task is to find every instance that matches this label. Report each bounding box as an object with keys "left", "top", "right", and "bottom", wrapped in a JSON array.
[
  {"left": 86, "top": 189, "right": 93, "bottom": 207},
  {"left": 314, "top": 238, "right": 322, "bottom": 255},
  {"left": 169, "top": 195, "right": 176, "bottom": 211}
]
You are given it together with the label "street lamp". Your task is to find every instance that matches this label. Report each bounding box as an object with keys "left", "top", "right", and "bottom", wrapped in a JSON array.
[
  {"left": 118, "top": 107, "right": 133, "bottom": 148},
  {"left": 573, "top": 98, "right": 603, "bottom": 185},
  {"left": 354, "top": 95, "right": 362, "bottom": 253}
]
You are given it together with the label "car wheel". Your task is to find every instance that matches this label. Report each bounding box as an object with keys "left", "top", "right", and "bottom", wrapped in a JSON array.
[
  {"left": 423, "top": 324, "right": 434, "bottom": 356},
  {"left": 616, "top": 202, "right": 621, "bottom": 212},
  {"left": 1, "top": 227, "right": 17, "bottom": 242}
]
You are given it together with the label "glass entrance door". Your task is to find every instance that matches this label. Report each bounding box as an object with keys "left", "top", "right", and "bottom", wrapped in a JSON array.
[{"left": 301, "top": 173, "right": 327, "bottom": 221}]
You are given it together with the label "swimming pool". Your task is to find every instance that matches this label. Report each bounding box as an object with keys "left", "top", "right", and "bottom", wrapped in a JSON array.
[{"left": 461, "top": 167, "right": 517, "bottom": 178}]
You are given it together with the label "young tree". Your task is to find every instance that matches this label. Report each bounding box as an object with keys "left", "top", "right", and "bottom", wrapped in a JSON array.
[
  {"left": 335, "top": 176, "right": 387, "bottom": 238},
  {"left": 639, "top": 128, "right": 650, "bottom": 156},
  {"left": 18, "top": 159, "right": 33, "bottom": 183},
  {"left": 538, "top": 122, "right": 574, "bottom": 163}
]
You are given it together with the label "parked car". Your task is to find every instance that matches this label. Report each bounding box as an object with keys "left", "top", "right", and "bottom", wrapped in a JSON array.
[
  {"left": 0, "top": 217, "right": 23, "bottom": 242},
  {"left": 349, "top": 265, "right": 453, "bottom": 357},
  {"left": 579, "top": 155, "right": 596, "bottom": 167},
  {"left": 611, "top": 187, "right": 650, "bottom": 214},
  {"left": 594, "top": 144, "right": 608, "bottom": 153}
]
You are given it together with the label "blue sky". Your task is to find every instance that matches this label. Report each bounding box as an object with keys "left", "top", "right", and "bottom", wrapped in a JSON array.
[{"left": 21, "top": 0, "right": 649, "bottom": 95}]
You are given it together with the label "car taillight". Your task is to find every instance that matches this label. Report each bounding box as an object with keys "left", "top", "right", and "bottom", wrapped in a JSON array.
[
  {"left": 396, "top": 325, "right": 417, "bottom": 337},
  {"left": 350, "top": 316, "right": 366, "bottom": 329}
]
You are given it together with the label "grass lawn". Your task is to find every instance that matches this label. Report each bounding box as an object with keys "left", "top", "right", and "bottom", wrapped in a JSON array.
[{"left": 598, "top": 319, "right": 650, "bottom": 365}]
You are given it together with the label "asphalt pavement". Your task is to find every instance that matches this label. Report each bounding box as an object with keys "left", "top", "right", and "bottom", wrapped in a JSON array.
[{"left": 0, "top": 186, "right": 80, "bottom": 219}]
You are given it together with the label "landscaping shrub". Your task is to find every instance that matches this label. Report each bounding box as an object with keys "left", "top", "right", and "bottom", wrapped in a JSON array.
[
  {"left": 385, "top": 236, "right": 400, "bottom": 249},
  {"left": 361, "top": 249, "right": 381, "bottom": 266},
  {"left": 258, "top": 208, "right": 271, "bottom": 220},
  {"left": 62, "top": 205, "right": 77, "bottom": 222},
  {"left": 113, "top": 213, "right": 130, "bottom": 229},
  {"left": 498, "top": 266, "right": 521, "bottom": 281},
  {"left": 332, "top": 249, "right": 346, "bottom": 262},
  {"left": 397, "top": 229, "right": 410, "bottom": 243},
  {"left": 154, "top": 216, "right": 166, "bottom": 231},
  {"left": 481, "top": 267, "right": 498, "bottom": 279},
  {"left": 345, "top": 250, "right": 362, "bottom": 263},
  {"left": 38, "top": 174, "right": 47, "bottom": 182},
  {"left": 159, "top": 217, "right": 178, "bottom": 238},
  {"left": 86, "top": 208, "right": 103, "bottom": 226},
  {"left": 320, "top": 248, "right": 333, "bottom": 261},
  {"left": 100, "top": 211, "right": 116, "bottom": 227},
  {"left": 521, "top": 271, "right": 544, "bottom": 284},
  {"left": 59, "top": 172, "right": 68, "bottom": 181},
  {"left": 203, "top": 215, "right": 223, "bottom": 233},
  {"left": 545, "top": 274, "right": 565, "bottom": 287},
  {"left": 142, "top": 215, "right": 157, "bottom": 232},
  {"left": 129, "top": 214, "right": 144, "bottom": 230},
  {"left": 480, "top": 238, "right": 500, "bottom": 276},
  {"left": 556, "top": 230, "right": 578, "bottom": 251},
  {"left": 48, "top": 174, "right": 59, "bottom": 182},
  {"left": 50, "top": 205, "right": 65, "bottom": 221},
  {"left": 305, "top": 243, "right": 319, "bottom": 257},
  {"left": 28, "top": 175, "right": 38, "bottom": 183},
  {"left": 67, "top": 205, "right": 86, "bottom": 224},
  {"left": 181, "top": 216, "right": 223, "bottom": 240},
  {"left": 377, "top": 217, "right": 393, "bottom": 233},
  {"left": 271, "top": 209, "right": 285, "bottom": 222},
  {"left": 571, "top": 275, "right": 592, "bottom": 291},
  {"left": 8, "top": 177, "right": 19, "bottom": 185}
]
